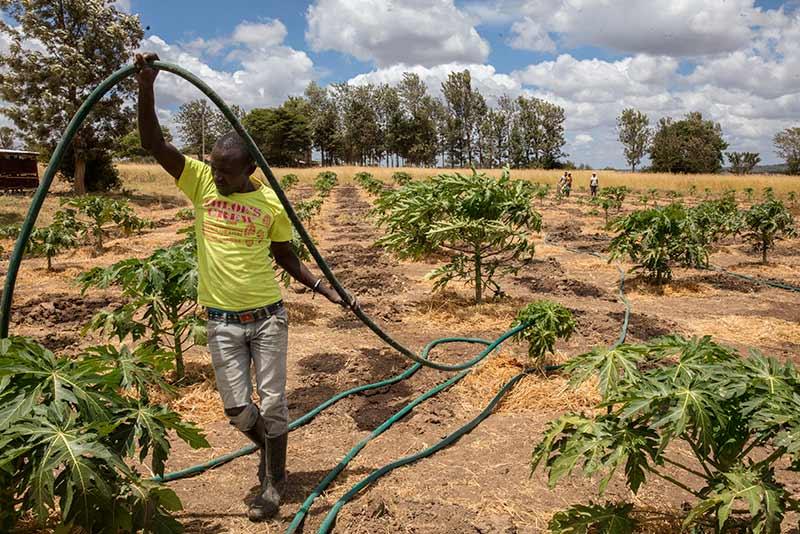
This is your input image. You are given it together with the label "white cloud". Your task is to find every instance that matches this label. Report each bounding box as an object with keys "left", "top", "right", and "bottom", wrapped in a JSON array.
[
  {"left": 513, "top": 54, "right": 679, "bottom": 103},
  {"left": 305, "top": 0, "right": 490, "bottom": 67},
  {"left": 113, "top": 0, "right": 131, "bottom": 12},
  {"left": 141, "top": 20, "right": 315, "bottom": 110},
  {"left": 348, "top": 62, "right": 520, "bottom": 103},
  {"left": 509, "top": 17, "right": 555, "bottom": 52},
  {"left": 477, "top": 0, "right": 759, "bottom": 57},
  {"left": 575, "top": 134, "right": 593, "bottom": 145}
]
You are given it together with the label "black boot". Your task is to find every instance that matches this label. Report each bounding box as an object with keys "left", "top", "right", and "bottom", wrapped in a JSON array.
[
  {"left": 247, "top": 432, "right": 287, "bottom": 522},
  {"left": 239, "top": 416, "right": 267, "bottom": 484}
]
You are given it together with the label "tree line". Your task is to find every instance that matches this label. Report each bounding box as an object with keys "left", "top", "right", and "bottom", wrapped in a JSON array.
[
  {"left": 122, "top": 70, "right": 569, "bottom": 171},
  {"left": 0, "top": 0, "right": 798, "bottom": 194},
  {"left": 616, "top": 108, "right": 800, "bottom": 175}
]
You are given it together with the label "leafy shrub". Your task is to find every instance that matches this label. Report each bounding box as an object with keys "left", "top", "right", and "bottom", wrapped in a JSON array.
[
  {"left": 27, "top": 223, "right": 78, "bottom": 271},
  {"left": 608, "top": 203, "right": 708, "bottom": 284},
  {"left": 742, "top": 199, "right": 796, "bottom": 263},
  {"left": 391, "top": 171, "right": 412, "bottom": 186},
  {"left": 314, "top": 171, "right": 338, "bottom": 197},
  {"left": 355, "top": 171, "right": 388, "bottom": 196},
  {"left": 511, "top": 301, "right": 575, "bottom": 362},
  {"left": 0, "top": 337, "right": 208, "bottom": 532},
  {"left": 599, "top": 186, "right": 628, "bottom": 213},
  {"left": 535, "top": 335, "right": 800, "bottom": 533},
  {"left": 61, "top": 196, "right": 152, "bottom": 253},
  {"left": 0, "top": 224, "right": 20, "bottom": 239},
  {"left": 280, "top": 173, "right": 299, "bottom": 191},
  {"left": 78, "top": 234, "right": 202, "bottom": 381},
  {"left": 376, "top": 168, "right": 542, "bottom": 303},
  {"left": 175, "top": 207, "right": 195, "bottom": 221},
  {"left": 687, "top": 195, "right": 743, "bottom": 245}
]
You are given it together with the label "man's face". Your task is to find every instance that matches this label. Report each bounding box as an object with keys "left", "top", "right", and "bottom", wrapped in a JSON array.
[{"left": 209, "top": 147, "right": 254, "bottom": 196}]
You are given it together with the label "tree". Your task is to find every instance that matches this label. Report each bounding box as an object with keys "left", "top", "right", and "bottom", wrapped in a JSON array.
[
  {"left": 244, "top": 98, "right": 312, "bottom": 167},
  {"left": 175, "top": 99, "right": 244, "bottom": 158},
  {"left": 741, "top": 199, "right": 796, "bottom": 263},
  {"left": 376, "top": 169, "right": 542, "bottom": 304},
  {"left": 115, "top": 126, "right": 172, "bottom": 160},
  {"left": 616, "top": 108, "right": 651, "bottom": 171},
  {"left": 0, "top": 0, "right": 143, "bottom": 193},
  {"left": 726, "top": 151, "right": 761, "bottom": 175},
  {"left": 304, "top": 81, "right": 339, "bottom": 166},
  {"left": 774, "top": 127, "right": 800, "bottom": 175},
  {"left": 515, "top": 95, "right": 566, "bottom": 168},
  {"left": 0, "top": 125, "right": 15, "bottom": 148},
  {"left": 441, "top": 70, "right": 486, "bottom": 167},
  {"left": 649, "top": 112, "right": 728, "bottom": 173},
  {"left": 396, "top": 73, "right": 439, "bottom": 166}
]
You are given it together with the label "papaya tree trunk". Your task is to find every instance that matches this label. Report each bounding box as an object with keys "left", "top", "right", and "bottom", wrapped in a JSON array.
[
  {"left": 74, "top": 154, "right": 87, "bottom": 195},
  {"left": 474, "top": 247, "right": 482, "bottom": 304},
  {"left": 173, "top": 322, "right": 185, "bottom": 381}
]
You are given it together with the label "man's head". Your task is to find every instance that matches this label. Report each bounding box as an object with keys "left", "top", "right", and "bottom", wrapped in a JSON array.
[{"left": 210, "top": 131, "right": 257, "bottom": 196}]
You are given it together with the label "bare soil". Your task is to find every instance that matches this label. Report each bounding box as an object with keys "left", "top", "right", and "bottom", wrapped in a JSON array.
[{"left": 2, "top": 181, "right": 799, "bottom": 533}]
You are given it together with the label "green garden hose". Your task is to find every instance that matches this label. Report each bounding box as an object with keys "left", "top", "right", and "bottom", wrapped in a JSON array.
[
  {"left": 307, "top": 258, "right": 632, "bottom": 534},
  {"left": 0, "top": 59, "right": 636, "bottom": 534}
]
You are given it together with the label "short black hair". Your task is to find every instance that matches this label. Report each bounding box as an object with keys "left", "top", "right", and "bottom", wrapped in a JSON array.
[{"left": 214, "top": 131, "right": 254, "bottom": 166}]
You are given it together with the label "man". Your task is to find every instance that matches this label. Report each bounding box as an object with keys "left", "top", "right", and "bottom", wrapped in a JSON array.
[
  {"left": 564, "top": 172, "right": 573, "bottom": 197},
  {"left": 135, "top": 52, "right": 352, "bottom": 522},
  {"left": 558, "top": 171, "right": 567, "bottom": 196},
  {"left": 589, "top": 172, "right": 599, "bottom": 197}
]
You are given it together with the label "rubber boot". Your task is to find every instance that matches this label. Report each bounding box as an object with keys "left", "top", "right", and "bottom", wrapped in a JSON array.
[
  {"left": 248, "top": 432, "right": 288, "bottom": 522},
  {"left": 239, "top": 416, "right": 267, "bottom": 484}
]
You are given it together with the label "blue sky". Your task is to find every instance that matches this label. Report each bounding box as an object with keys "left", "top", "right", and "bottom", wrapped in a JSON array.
[{"left": 7, "top": 0, "right": 800, "bottom": 168}]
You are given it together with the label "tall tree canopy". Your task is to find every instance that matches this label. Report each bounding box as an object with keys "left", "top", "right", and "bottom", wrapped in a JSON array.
[
  {"left": 0, "top": 0, "right": 143, "bottom": 192},
  {"left": 243, "top": 97, "right": 312, "bottom": 167},
  {"left": 616, "top": 108, "right": 651, "bottom": 171},
  {"left": 774, "top": 127, "right": 800, "bottom": 175},
  {"left": 649, "top": 112, "right": 728, "bottom": 173}
]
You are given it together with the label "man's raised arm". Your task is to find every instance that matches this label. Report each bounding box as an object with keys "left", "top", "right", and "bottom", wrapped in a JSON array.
[{"left": 135, "top": 52, "right": 185, "bottom": 180}]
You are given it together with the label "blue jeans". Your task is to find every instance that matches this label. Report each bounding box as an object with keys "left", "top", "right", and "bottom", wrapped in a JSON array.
[{"left": 207, "top": 307, "right": 289, "bottom": 437}]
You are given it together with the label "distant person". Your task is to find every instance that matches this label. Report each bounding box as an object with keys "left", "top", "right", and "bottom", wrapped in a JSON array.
[
  {"left": 564, "top": 172, "right": 573, "bottom": 197},
  {"left": 135, "top": 52, "right": 357, "bottom": 522},
  {"left": 589, "top": 172, "right": 599, "bottom": 197},
  {"left": 558, "top": 171, "right": 567, "bottom": 195}
]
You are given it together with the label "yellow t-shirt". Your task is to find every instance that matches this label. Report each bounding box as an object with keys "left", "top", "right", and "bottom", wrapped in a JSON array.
[{"left": 177, "top": 157, "right": 293, "bottom": 311}]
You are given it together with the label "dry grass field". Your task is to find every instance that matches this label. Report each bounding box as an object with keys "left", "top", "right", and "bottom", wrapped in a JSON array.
[{"left": 117, "top": 162, "right": 800, "bottom": 198}]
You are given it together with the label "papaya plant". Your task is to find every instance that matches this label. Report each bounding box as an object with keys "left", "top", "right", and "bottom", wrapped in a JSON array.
[
  {"left": 391, "top": 171, "right": 412, "bottom": 186},
  {"left": 511, "top": 301, "right": 576, "bottom": 363},
  {"left": 280, "top": 173, "right": 299, "bottom": 191},
  {"left": 27, "top": 223, "right": 78, "bottom": 271},
  {"left": 599, "top": 186, "right": 628, "bottom": 213},
  {"left": 78, "top": 233, "right": 202, "bottom": 381},
  {"left": 375, "top": 168, "right": 542, "bottom": 304},
  {"left": 535, "top": 335, "right": 800, "bottom": 533},
  {"left": 741, "top": 198, "right": 796, "bottom": 263},
  {"left": 608, "top": 204, "right": 709, "bottom": 284},
  {"left": 0, "top": 336, "right": 208, "bottom": 533},
  {"left": 61, "top": 196, "right": 152, "bottom": 253},
  {"left": 314, "top": 171, "right": 338, "bottom": 197}
]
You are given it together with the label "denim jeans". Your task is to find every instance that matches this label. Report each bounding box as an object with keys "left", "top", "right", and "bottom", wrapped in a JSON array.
[{"left": 207, "top": 307, "right": 289, "bottom": 437}]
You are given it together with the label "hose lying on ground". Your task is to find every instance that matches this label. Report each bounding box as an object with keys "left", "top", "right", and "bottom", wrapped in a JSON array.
[{"left": 0, "top": 60, "right": 627, "bottom": 533}]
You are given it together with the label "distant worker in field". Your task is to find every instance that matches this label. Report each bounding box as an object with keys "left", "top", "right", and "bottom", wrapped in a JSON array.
[
  {"left": 135, "top": 52, "right": 355, "bottom": 522},
  {"left": 564, "top": 172, "right": 573, "bottom": 197},
  {"left": 589, "top": 172, "right": 599, "bottom": 197},
  {"left": 558, "top": 171, "right": 568, "bottom": 195}
]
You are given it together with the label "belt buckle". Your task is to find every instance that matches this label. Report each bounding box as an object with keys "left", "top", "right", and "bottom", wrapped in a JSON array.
[{"left": 239, "top": 312, "right": 255, "bottom": 323}]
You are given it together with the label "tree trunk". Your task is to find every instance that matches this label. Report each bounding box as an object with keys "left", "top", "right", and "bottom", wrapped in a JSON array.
[
  {"left": 474, "top": 248, "right": 482, "bottom": 304},
  {"left": 762, "top": 242, "right": 768, "bottom": 264},
  {"left": 74, "top": 155, "right": 87, "bottom": 195},
  {"left": 47, "top": 254, "right": 52, "bottom": 271},
  {"left": 173, "top": 323, "right": 185, "bottom": 381}
]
